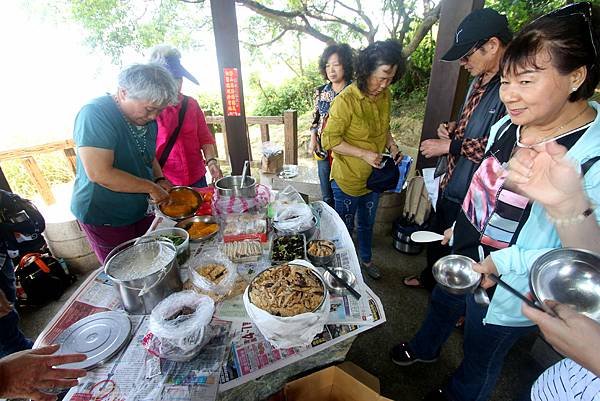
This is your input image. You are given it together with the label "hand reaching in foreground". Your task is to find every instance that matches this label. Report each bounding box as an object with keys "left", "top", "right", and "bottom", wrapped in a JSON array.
[
  {"left": 507, "top": 141, "right": 585, "bottom": 214},
  {"left": 522, "top": 297, "right": 600, "bottom": 377},
  {"left": 0, "top": 344, "right": 87, "bottom": 401}
]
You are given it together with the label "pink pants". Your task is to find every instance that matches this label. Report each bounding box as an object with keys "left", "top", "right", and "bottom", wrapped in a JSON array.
[{"left": 79, "top": 215, "right": 154, "bottom": 264}]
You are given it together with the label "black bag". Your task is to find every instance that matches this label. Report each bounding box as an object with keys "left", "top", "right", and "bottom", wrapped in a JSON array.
[
  {"left": 14, "top": 253, "right": 75, "bottom": 307},
  {"left": 366, "top": 156, "right": 400, "bottom": 193},
  {"left": 0, "top": 190, "right": 46, "bottom": 257}
]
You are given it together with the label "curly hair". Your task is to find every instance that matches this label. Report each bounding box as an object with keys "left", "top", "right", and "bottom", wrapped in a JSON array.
[
  {"left": 355, "top": 40, "right": 405, "bottom": 94},
  {"left": 500, "top": 3, "right": 600, "bottom": 102},
  {"left": 318, "top": 43, "right": 354, "bottom": 81}
]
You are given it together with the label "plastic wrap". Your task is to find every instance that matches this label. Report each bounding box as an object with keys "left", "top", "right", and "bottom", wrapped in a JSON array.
[
  {"left": 143, "top": 291, "right": 214, "bottom": 361},
  {"left": 188, "top": 250, "right": 237, "bottom": 295}
]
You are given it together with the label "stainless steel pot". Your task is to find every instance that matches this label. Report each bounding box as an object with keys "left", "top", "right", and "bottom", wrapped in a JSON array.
[
  {"left": 215, "top": 175, "right": 256, "bottom": 198},
  {"left": 104, "top": 237, "right": 182, "bottom": 315}
]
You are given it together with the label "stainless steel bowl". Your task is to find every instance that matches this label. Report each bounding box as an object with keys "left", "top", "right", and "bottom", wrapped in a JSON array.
[
  {"left": 432, "top": 255, "right": 480, "bottom": 295},
  {"left": 530, "top": 248, "right": 600, "bottom": 323},
  {"left": 307, "top": 240, "right": 336, "bottom": 266},
  {"left": 215, "top": 175, "right": 256, "bottom": 198},
  {"left": 159, "top": 186, "right": 203, "bottom": 221},
  {"left": 176, "top": 215, "right": 219, "bottom": 242},
  {"left": 323, "top": 267, "right": 356, "bottom": 294}
]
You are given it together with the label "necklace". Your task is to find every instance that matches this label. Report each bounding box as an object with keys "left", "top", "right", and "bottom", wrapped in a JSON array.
[
  {"left": 520, "top": 105, "right": 589, "bottom": 147},
  {"left": 113, "top": 95, "right": 152, "bottom": 166}
]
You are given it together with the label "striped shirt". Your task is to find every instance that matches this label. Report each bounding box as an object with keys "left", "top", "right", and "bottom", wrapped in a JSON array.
[{"left": 532, "top": 359, "right": 600, "bottom": 401}]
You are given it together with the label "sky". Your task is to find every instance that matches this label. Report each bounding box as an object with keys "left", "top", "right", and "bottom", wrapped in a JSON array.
[{"left": 0, "top": 1, "right": 326, "bottom": 151}]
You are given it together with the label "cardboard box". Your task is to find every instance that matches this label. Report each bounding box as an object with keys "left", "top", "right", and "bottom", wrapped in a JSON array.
[
  {"left": 284, "top": 362, "right": 393, "bottom": 401},
  {"left": 262, "top": 152, "right": 284, "bottom": 174}
]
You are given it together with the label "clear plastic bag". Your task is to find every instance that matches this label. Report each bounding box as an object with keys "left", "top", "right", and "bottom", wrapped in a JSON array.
[
  {"left": 273, "top": 203, "right": 314, "bottom": 233},
  {"left": 188, "top": 249, "right": 237, "bottom": 295},
  {"left": 262, "top": 141, "right": 283, "bottom": 157},
  {"left": 143, "top": 291, "right": 215, "bottom": 361},
  {"left": 212, "top": 184, "right": 272, "bottom": 215}
]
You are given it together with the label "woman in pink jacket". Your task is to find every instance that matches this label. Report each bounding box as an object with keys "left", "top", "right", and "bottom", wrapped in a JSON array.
[{"left": 150, "top": 45, "right": 223, "bottom": 187}]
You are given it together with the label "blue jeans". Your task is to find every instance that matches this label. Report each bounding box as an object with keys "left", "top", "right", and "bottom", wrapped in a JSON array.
[
  {"left": 0, "top": 255, "right": 32, "bottom": 357},
  {"left": 317, "top": 159, "right": 333, "bottom": 206},
  {"left": 409, "top": 286, "right": 537, "bottom": 401},
  {"left": 331, "top": 180, "right": 380, "bottom": 263}
]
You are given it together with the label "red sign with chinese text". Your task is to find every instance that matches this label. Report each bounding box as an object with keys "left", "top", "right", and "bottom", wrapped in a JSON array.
[{"left": 223, "top": 67, "right": 241, "bottom": 116}]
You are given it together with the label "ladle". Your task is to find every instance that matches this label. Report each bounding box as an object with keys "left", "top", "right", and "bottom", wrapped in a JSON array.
[
  {"left": 240, "top": 160, "right": 249, "bottom": 189},
  {"left": 410, "top": 231, "right": 445, "bottom": 243},
  {"left": 473, "top": 246, "right": 490, "bottom": 306}
]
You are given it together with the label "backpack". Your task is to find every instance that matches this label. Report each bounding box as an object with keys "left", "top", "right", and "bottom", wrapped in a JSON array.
[
  {"left": 0, "top": 190, "right": 46, "bottom": 258},
  {"left": 14, "top": 252, "right": 75, "bottom": 307}
]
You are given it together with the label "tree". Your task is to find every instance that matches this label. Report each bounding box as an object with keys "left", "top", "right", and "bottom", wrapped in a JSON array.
[{"left": 236, "top": 0, "right": 442, "bottom": 58}]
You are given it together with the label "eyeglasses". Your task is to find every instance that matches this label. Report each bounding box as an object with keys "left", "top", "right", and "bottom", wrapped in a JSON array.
[
  {"left": 535, "top": 1, "right": 598, "bottom": 61},
  {"left": 460, "top": 39, "right": 487, "bottom": 62}
]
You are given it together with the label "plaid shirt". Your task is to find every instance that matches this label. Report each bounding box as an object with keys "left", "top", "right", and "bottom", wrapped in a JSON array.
[{"left": 441, "top": 75, "right": 491, "bottom": 190}]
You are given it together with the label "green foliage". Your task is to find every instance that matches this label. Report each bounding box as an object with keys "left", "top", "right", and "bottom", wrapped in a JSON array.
[
  {"left": 196, "top": 92, "right": 223, "bottom": 116},
  {"left": 251, "top": 63, "right": 323, "bottom": 116},
  {"left": 486, "top": 0, "right": 571, "bottom": 32},
  {"left": 67, "top": 0, "right": 209, "bottom": 62}
]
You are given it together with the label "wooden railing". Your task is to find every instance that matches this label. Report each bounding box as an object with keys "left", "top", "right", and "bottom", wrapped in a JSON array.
[
  {"left": 0, "top": 111, "right": 299, "bottom": 205},
  {"left": 205, "top": 110, "right": 298, "bottom": 165},
  {"left": 0, "top": 140, "right": 76, "bottom": 205}
]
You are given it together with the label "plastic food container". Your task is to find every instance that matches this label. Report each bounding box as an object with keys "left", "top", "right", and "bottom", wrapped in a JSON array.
[{"left": 270, "top": 234, "right": 307, "bottom": 264}]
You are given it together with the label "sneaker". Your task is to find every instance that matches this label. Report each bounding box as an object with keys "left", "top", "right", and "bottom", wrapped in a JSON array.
[
  {"left": 361, "top": 262, "right": 382, "bottom": 279},
  {"left": 423, "top": 388, "right": 449, "bottom": 401},
  {"left": 390, "top": 342, "right": 439, "bottom": 366}
]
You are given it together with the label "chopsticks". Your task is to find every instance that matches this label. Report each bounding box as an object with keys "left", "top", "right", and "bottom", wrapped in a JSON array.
[{"left": 321, "top": 264, "right": 361, "bottom": 300}]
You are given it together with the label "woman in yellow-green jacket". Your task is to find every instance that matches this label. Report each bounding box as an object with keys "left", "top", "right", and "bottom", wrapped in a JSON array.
[{"left": 321, "top": 40, "right": 404, "bottom": 279}]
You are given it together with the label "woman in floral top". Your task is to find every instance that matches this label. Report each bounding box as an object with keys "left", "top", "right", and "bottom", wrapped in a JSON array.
[{"left": 309, "top": 43, "right": 354, "bottom": 206}]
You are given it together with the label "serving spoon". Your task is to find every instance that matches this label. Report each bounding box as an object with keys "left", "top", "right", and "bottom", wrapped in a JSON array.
[{"left": 410, "top": 231, "right": 445, "bottom": 243}]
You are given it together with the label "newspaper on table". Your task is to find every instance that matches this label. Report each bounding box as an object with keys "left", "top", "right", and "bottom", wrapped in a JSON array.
[
  {"left": 35, "top": 201, "right": 385, "bottom": 400},
  {"left": 36, "top": 271, "right": 230, "bottom": 401}
]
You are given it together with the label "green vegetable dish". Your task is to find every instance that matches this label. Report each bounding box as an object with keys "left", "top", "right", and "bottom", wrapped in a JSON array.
[{"left": 160, "top": 234, "right": 185, "bottom": 247}]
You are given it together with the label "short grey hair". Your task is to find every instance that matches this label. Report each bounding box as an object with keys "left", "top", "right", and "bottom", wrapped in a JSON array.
[{"left": 117, "top": 63, "right": 179, "bottom": 108}]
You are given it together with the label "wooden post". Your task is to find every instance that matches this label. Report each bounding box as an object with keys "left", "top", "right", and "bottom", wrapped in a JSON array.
[
  {"left": 22, "top": 157, "right": 55, "bottom": 205},
  {"left": 283, "top": 110, "right": 298, "bottom": 165},
  {"left": 210, "top": 0, "right": 251, "bottom": 174},
  {"left": 64, "top": 148, "right": 77, "bottom": 176},
  {"left": 260, "top": 124, "right": 270, "bottom": 142},
  {"left": 416, "top": 0, "right": 484, "bottom": 169},
  {"left": 0, "top": 166, "right": 11, "bottom": 192}
]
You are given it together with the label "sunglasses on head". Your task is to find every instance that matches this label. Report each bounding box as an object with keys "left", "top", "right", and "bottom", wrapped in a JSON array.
[{"left": 535, "top": 1, "right": 598, "bottom": 60}]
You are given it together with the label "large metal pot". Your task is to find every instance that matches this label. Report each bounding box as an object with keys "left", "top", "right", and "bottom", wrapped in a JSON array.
[
  {"left": 104, "top": 237, "right": 182, "bottom": 315},
  {"left": 215, "top": 175, "right": 256, "bottom": 198}
]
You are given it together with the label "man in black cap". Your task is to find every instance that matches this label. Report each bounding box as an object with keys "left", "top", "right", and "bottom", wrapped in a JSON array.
[{"left": 403, "top": 8, "right": 512, "bottom": 291}]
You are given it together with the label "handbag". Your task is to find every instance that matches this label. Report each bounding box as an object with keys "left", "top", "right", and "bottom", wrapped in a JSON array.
[
  {"left": 366, "top": 156, "right": 400, "bottom": 193},
  {"left": 158, "top": 96, "right": 189, "bottom": 167}
]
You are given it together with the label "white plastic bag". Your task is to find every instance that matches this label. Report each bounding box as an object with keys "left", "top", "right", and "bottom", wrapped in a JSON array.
[
  {"left": 143, "top": 291, "right": 215, "bottom": 361},
  {"left": 243, "top": 259, "right": 330, "bottom": 348},
  {"left": 188, "top": 250, "right": 237, "bottom": 295},
  {"left": 273, "top": 203, "right": 315, "bottom": 233}
]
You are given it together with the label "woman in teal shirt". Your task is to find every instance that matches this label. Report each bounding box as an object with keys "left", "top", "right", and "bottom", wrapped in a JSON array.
[{"left": 71, "top": 63, "right": 179, "bottom": 263}]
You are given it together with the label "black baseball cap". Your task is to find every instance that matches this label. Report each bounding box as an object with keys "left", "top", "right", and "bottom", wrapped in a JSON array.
[{"left": 442, "top": 8, "right": 512, "bottom": 62}]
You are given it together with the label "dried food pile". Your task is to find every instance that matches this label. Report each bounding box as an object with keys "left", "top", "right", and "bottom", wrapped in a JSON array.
[{"left": 249, "top": 264, "right": 324, "bottom": 317}]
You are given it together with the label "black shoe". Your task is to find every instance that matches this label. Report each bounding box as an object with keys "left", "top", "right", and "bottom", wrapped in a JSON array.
[
  {"left": 423, "top": 388, "right": 449, "bottom": 401},
  {"left": 361, "top": 262, "right": 382, "bottom": 279},
  {"left": 390, "top": 342, "right": 439, "bottom": 366}
]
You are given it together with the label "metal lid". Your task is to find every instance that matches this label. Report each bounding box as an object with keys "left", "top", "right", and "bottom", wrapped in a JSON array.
[{"left": 55, "top": 311, "right": 132, "bottom": 370}]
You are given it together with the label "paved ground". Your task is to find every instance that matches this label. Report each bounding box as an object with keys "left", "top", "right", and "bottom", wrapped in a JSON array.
[{"left": 17, "top": 234, "right": 548, "bottom": 401}]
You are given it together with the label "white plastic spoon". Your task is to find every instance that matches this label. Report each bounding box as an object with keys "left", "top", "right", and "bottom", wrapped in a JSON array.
[{"left": 410, "top": 231, "right": 445, "bottom": 243}]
